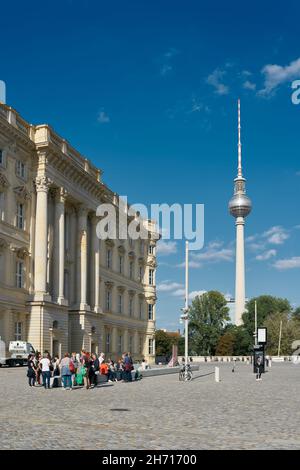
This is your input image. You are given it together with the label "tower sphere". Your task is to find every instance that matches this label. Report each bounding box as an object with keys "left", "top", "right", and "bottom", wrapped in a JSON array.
[{"left": 229, "top": 192, "right": 252, "bottom": 218}]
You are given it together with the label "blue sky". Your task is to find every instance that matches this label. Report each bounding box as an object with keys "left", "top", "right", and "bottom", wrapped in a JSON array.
[{"left": 1, "top": 0, "right": 300, "bottom": 329}]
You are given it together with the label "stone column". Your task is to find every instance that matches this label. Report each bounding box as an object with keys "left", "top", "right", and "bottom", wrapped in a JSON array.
[
  {"left": 69, "top": 207, "right": 77, "bottom": 307},
  {"left": 78, "top": 207, "right": 90, "bottom": 311},
  {"left": 55, "top": 188, "right": 67, "bottom": 305},
  {"left": 91, "top": 215, "right": 101, "bottom": 313},
  {"left": 34, "top": 176, "right": 51, "bottom": 301},
  {"left": 123, "top": 328, "right": 129, "bottom": 353}
]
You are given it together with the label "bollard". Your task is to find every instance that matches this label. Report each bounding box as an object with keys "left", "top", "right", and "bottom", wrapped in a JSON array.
[{"left": 215, "top": 366, "right": 220, "bottom": 383}]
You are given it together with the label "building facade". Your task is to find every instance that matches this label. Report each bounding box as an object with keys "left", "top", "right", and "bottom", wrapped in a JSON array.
[{"left": 0, "top": 102, "right": 158, "bottom": 362}]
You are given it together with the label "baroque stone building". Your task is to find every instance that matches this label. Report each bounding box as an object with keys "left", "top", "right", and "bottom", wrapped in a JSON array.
[{"left": 0, "top": 102, "right": 158, "bottom": 362}]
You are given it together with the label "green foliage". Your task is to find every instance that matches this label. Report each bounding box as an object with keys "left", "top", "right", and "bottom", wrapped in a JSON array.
[
  {"left": 155, "top": 330, "right": 173, "bottom": 356},
  {"left": 242, "top": 295, "right": 291, "bottom": 338},
  {"left": 263, "top": 311, "right": 300, "bottom": 355},
  {"left": 155, "top": 330, "right": 182, "bottom": 356},
  {"left": 216, "top": 325, "right": 252, "bottom": 356},
  {"left": 215, "top": 331, "right": 234, "bottom": 355},
  {"left": 188, "top": 291, "right": 230, "bottom": 356}
]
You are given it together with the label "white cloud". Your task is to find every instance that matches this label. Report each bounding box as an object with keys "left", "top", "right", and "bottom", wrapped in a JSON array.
[
  {"left": 273, "top": 257, "right": 300, "bottom": 270},
  {"left": 263, "top": 226, "right": 290, "bottom": 245},
  {"left": 97, "top": 109, "right": 110, "bottom": 124},
  {"left": 243, "top": 80, "right": 256, "bottom": 91},
  {"left": 259, "top": 58, "right": 300, "bottom": 96},
  {"left": 156, "top": 240, "right": 177, "bottom": 256},
  {"left": 157, "top": 281, "right": 183, "bottom": 292},
  {"left": 256, "top": 249, "right": 277, "bottom": 261},
  {"left": 160, "top": 48, "right": 179, "bottom": 77},
  {"left": 191, "top": 241, "right": 234, "bottom": 263},
  {"left": 206, "top": 69, "right": 229, "bottom": 95}
]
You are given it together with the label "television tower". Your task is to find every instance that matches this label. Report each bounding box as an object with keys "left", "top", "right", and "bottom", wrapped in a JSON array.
[{"left": 229, "top": 100, "right": 252, "bottom": 326}]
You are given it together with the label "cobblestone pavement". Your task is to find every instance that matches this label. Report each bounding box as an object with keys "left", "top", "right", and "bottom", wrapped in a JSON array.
[{"left": 0, "top": 362, "right": 299, "bottom": 450}]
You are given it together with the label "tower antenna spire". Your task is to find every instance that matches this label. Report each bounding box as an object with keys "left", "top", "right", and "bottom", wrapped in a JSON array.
[{"left": 238, "top": 98, "right": 242, "bottom": 178}]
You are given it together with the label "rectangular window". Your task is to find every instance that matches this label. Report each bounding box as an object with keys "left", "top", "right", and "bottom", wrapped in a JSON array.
[
  {"left": 118, "top": 295, "right": 123, "bottom": 314},
  {"left": 0, "top": 149, "right": 4, "bottom": 167},
  {"left": 119, "top": 256, "right": 123, "bottom": 274},
  {"left": 14, "top": 322, "right": 22, "bottom": 341},
  {"left": 149, "top": 269, "right": 154, "bottom": 286},
  {"left": 148, "top": 304, "right": 154, "bottom": 320},
  {"left": 16, "top": 203, "right": 24, "bottom": 230},
  {"left": 106, "top": 333, "right": 111, "bottom": 353},
  {"left": 106, "top": 249, "right": 112, "bottom": 269},
  {"left": 16, "top": 160, "right": 26, "bottom": 179},
  {"left": 129, "top": 262, "right": 134, "bottom": 280},
  {"left": 129, "top": 298, "right": 133, "bottom": 317},
  {"left": 0, "top": 192, "right": 4, "bottom": 221},
  {"left": 149, "top": 245, "right": 155, "bottom": 255},
  {"left": 16, "top": 261, "right": 24, "bottom": 288},
  {"left": 139, "top": 266, "right": 143, "bottom": 283},
  {"left": 106, "top": 290, "right": 111, "bottom": 311},
  {"left": 148, "top": 338, "right": 154, "bottom": 355}
]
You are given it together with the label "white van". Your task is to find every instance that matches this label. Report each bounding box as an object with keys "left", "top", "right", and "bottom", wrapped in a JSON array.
[{"left": 0, "top": 339, "right": 35, "bottom": 367}]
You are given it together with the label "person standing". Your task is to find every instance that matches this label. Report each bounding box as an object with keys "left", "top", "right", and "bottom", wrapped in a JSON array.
[
  {"left": 60, "top": 353, "right": 72, "bottom": 390},
  {"left": 90, "top": 353, "right": 99, "bottom": 388},
  {"left": 27, "top": 354, "right": 36, "bottom": 387},
  {"left": 70, "top": 352, "right": 79, "bottom": 387},
  {"left": 52, "top": 355, "right": 60, "bottom": 388},
  {"left": 39, "top": 353, "right": 51, "bottom": 389},
  {"left": 256, "top": 356, "right": 263, "bottom": 381}
]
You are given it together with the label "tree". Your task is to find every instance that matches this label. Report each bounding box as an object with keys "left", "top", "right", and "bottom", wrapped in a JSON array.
[
  {"left": 232, "top": 326, "right": 252, "bottom": 355},
  {"left": 188, "top": 291, "right": 230, "bottom": 356},
  {"left": 155, "top": 330, "right": 173, "bottom": 356},
  {"left": 216, "top": 325, "right": 252, "bottom": 356},
  {"left": 155, "top": 330, "right": 181, "bottom": 357},
  {"left": 216, "top": 331, "right": 234, "bottom": 356},
  {"left": 242, "top": 296, "right": 291, "bottom": 339},
  {"left": 264, "top": 311, "right": 300, "bottom": 355}
]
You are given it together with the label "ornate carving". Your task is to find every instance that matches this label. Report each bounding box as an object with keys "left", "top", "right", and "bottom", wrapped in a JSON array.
[
  {"left": 13, "top": 185, "right": 31, "bottom": 201},
  {"left": 54, "top": 187, "right": 68, "bottom": 203},
  {"left": 11, "top": 245, "right": 29, "bottom": 259},
  {"left": 105, "top": 281, "right": 114, "bottom": 290},
  {"left": 118, "top": 245, "right": 126, "bottom": 255},
  {"left": 35, "top": 176, "right": 51, "bottom": 192},
  {"left": 0, "top": 238, "right": 8, "bottom": 253},
  {"left": 0, "top": 172, "right": 9, "bottom": 190}
]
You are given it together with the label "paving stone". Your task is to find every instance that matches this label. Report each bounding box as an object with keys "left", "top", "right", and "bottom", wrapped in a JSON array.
[{"left": 0, "top": 363, "right": 299, "bottom": 450}]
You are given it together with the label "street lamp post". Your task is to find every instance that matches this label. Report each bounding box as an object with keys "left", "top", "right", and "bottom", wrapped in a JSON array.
[
  {"left": 180, "top": 241, "right": 190, "bottom": 381},
  {"left": 254, "top": 300, "right": 258, "bottom": 346}
]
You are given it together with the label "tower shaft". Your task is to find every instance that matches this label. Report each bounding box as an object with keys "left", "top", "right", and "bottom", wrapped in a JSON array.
[{"left": 235, "top": 217, "right": 245, "bottom": 326}]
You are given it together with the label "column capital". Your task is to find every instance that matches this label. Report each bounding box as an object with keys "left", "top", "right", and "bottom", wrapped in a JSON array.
[
  {"left": 35, "top": 176, "right": 51, "bottom": 193},
  {"left": 54, "top": 187, "right": 68, "bottom": 204}
]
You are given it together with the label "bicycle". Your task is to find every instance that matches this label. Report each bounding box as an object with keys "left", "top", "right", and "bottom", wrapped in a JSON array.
[{"left": 179, "top": 364, "right": 193, "bottom": 381}]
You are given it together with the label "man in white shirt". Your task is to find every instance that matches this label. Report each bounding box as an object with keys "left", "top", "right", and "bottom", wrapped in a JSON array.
[{"left": 40, "top": 354, "right": 51, "bottom": 389}]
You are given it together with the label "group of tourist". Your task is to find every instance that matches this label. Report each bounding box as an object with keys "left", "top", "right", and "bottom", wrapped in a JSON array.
[{"left": 27, "top": 350, "right": 145, "bottom": 390}]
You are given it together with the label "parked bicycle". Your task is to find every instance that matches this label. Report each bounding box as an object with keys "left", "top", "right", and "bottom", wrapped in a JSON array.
[{"left": 179, "top": 363, "right": 193, "bottom": 381}]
